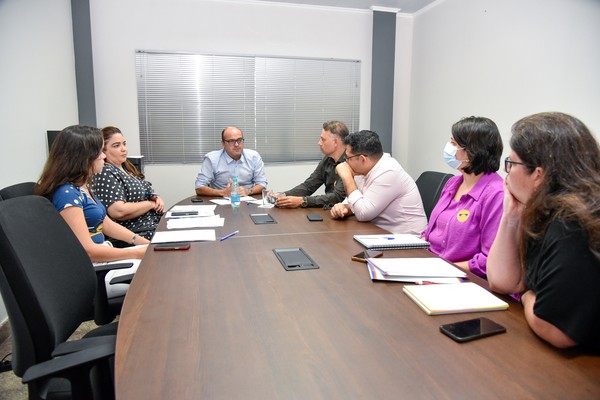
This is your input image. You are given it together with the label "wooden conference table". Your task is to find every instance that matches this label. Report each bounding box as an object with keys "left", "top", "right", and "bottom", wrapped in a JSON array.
[{"left": 115, "top": 198, "right": 600, "bottom": 399}]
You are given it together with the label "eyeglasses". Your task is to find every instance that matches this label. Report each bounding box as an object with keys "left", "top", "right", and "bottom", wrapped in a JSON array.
[
  {"left": 346, "top": 153, "right": 364, "bottom": 160},
  {"left": 504, "top": 157, "right": 527, "bottom": 173},
  {"left": 223, "top": 138, "right": 244, "bottom": 145}
]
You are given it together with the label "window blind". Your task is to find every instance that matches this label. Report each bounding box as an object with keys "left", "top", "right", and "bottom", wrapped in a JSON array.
[{"left": 136, "top": 51, "right": 360, "bottom": 164}]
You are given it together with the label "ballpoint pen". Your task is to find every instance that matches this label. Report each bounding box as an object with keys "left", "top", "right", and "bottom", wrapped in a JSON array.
[{"left": 219, "top": 230, "right": 239, "bottom": 241}]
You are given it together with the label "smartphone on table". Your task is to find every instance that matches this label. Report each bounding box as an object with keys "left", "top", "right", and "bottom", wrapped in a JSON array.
[
  {"left": 154, "top": 242, "right": 191, "bottom": 251},
  {"left": 171, "top": 211, "right": 198, "bottom": 217},
  {"left": 351, "top": 250, "right": 383, "bottom": 263},
  {"left": 440, "top": 317, "right": 506, "bottom": 343},
  {"left": 306, "top": 213, "right": 323, "bottom": 221}
]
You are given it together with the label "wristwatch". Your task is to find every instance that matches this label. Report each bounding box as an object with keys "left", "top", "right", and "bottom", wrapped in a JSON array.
[{"left": 301, "top": 197, "right": 308, "bottom": 208}]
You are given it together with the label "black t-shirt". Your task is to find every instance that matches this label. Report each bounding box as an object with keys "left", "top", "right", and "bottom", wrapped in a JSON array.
[{"left": 525, "top": 219, "right": 600, "bottom": 351}]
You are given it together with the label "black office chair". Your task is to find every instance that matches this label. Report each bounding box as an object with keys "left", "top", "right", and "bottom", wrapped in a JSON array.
[
  {"left": 0, "top": 196, "right": 122, "bottom": 399},
  {"left": 415, "top": 171, "right": 454, "bottom": 220},
  {"left": 0, "top": 185, "right": 129, "bottom": 324},
  {"left": 0, "top": 181, "right": 37, "bottom": 200}
]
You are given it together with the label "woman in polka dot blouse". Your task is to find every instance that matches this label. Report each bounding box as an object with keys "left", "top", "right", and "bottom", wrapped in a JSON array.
[{"left": 93, "top": 126, "right": 164, "bottom": 245}]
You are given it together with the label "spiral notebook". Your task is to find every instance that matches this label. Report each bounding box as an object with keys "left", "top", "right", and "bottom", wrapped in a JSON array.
[{"left": 354, "top": 234, "right": 430, "bottom": 250}]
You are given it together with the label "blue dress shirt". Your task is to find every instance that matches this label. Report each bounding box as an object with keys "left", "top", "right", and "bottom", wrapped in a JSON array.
[{"left": 195, "top": 149, "right": 267, "bottom": 190}]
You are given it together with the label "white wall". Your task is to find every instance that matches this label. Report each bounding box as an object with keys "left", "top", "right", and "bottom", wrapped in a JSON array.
[
  {"left": 402, "top": 0, "right": 600, "bottom": 178},
  {"left": 90, "top": 0, "right": 374, "bottom": 208},
  {"left": 0, "top": 0, "right": 78, "bottom": 325},
  {"left": 0, "top": 0, "right": 78, "bottom": 187}
]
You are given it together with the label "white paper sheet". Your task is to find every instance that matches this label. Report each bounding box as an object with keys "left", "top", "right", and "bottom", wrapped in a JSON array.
[
  {"left": 166, "top": 216, "right": 225, "bottom": 229},
  {"left": 151, "top": 230, "right": 216, "bottom": 243}
]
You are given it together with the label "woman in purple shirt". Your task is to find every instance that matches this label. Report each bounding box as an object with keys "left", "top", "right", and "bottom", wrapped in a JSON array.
[{"left": 422, "top": 116, "right": 504, "bottom": 279}]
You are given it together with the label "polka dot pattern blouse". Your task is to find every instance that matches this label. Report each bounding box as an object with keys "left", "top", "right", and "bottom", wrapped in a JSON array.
[{"left": 93, "top": 164, "right": 161, "bottom": 238}]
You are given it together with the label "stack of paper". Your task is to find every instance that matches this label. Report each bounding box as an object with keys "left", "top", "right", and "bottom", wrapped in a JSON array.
[
  {"left": 164, "top": 204, "right": 224, "bottom": 229},
  {"left": 402, "top": 282, "right": 509, "bottom": 315},
  {"left": 156, "top": 203, "right": 233, "bottom": 242},
  {"left": 367, "top": 257, "right": 466, "bottom": 284}
]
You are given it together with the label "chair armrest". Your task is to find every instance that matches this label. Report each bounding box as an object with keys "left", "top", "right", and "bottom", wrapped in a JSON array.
[
  {"left": 23, "top": 342, "right": 115, "bottom": 400},
  {"left": 109, "top": 273, "right": 135, "bottom": 285},
  {"left": 52, "top": 335, "right": 115, "bottom": 357},
  {"left": 94, "top": 262, "right": 134, "bottom": 274},
  {"left": 93, "top": 262, "right": 133, "bottom": 325}
]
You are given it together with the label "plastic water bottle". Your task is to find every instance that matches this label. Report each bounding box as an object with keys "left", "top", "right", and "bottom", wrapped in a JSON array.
[{"left": 230, "top": 177, "right": 241, "bottom": 208}]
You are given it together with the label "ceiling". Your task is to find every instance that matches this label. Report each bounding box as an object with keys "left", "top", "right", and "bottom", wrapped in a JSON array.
[{"left": 248, "top": 0, "right": 439, "bottom": 14}]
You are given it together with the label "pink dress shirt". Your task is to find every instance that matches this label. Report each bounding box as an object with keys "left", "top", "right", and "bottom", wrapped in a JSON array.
[{"left": 347, "top": 153, "right": 427, "bottom": 235}]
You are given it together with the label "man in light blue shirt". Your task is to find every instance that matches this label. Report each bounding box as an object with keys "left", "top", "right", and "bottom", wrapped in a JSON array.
[{"left": 195, "top": 126, "right": 267, "bottom": 197}]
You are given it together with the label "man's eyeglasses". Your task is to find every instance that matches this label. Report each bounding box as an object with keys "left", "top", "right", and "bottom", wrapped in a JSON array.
[
  {"left": 504, "top": 157, "right": 527, "bottom": 173},
  {"left": 223, "top": 138, "right": 244, "bottom": 145},
  {"left": 346, "top": 153, "right": 364, "bottom": 160}
]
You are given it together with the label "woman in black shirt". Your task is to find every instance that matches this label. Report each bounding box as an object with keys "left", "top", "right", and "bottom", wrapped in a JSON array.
[{"left": 488, "top": 112, "right": 600, "bottom": 351}]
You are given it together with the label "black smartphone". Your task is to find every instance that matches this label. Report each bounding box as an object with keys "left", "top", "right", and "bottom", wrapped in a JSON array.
[
  {"left": 171, "top": 211, "right": 198, "bottom": 217},
  {"left": 351, "top": 250, "right": 383, "bottom": 263},
  {"left": 191, "top": 197, "right": 204, "bottom": 203},
  {"left": 307, "top": 213, "right": 323, "bottom": 221},
  {"left": 154, "top": 242, "right": 191, "bottom": 251},
  {"left": 440, "top": 317, "right": 506, "bottom": 343}
]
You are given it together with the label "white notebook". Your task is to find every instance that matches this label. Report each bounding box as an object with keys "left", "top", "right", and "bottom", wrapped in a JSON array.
[
  {"left": 368, "top": 257, "right": 467, "bottom": 278},
  {"left": 366, "top": 262, "right": 463, "bottom": 284},
  {"left": 354, "top": 234, "right": 430, "bottom": 250},
  {"left": 403, "top": 282, "right": 509, "bottom": 315}
]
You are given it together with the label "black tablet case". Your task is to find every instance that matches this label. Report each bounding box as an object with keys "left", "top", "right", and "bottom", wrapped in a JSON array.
[
  {"left": 273, "top": 248, "right": 319, "bottom": 271},
  {"left": 250, "top": 213, "right": 277, "bottom": 224}
]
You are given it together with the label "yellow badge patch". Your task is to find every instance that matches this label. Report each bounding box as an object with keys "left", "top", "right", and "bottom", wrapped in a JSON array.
[{"left": 457, "top": 209, "right": 470, "bottom": 223}]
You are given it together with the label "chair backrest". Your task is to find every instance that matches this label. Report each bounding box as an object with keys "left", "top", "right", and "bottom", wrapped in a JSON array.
[
  {"left": 0, "top": 196, "right": 97, "bottom": 377},
  {"left": 0, "top": 182, "right": 37, "bottom": 200},
  {"left": 415, "top": 171, "right": 454, "bottom": 220}
]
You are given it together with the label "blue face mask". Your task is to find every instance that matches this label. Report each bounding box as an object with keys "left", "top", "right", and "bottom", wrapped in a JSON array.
[{"left": 443, "top": 142, "right": 463, "bottom": 170}]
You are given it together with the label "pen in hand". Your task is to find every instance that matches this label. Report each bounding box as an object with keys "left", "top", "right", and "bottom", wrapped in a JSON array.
[{"left": 219, "top": 230, "right": 239, "bottom": 241}]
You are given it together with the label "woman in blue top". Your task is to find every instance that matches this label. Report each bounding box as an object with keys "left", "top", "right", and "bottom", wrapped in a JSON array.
[{"left": 36, "top": 125, "right": 150, "bottom": 296}]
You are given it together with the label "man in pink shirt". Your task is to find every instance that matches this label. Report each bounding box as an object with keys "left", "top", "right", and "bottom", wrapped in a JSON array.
[{"left": 330, "top": 130, "right": 426, "bottom": 235}]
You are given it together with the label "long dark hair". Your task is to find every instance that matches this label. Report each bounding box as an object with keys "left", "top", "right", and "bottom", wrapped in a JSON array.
[
  {"left": 36, "top": 125, "right": 103, "bottom": 198},
  {"left": 511, "top": 112, "right": 600, "bottom": 260},
  {"left": 101, "top": 126, "right": 145, "bottom": 179}
]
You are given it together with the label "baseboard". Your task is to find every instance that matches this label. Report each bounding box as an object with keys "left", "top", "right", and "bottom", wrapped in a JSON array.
[{"left": 0, "top": 319, "right": 10, "bottom": 346}]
